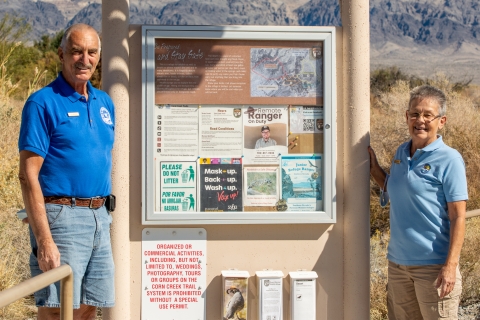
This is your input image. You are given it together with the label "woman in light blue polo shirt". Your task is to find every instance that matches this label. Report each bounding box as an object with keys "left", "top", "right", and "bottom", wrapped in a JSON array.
[{"left": 368, "top": 85, "right": 468, "bottom": 320}]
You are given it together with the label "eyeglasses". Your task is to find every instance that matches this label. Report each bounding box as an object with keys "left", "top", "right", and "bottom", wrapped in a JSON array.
[
  {"left": 261, "top": 131, "right": 270, "bottom": 134},
  {"left": 407, "top": 112, "right": 442, "bottom": 123}
]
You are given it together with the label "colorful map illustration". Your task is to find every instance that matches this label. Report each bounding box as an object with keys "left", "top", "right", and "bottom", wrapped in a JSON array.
[{"left": 250, "top": 48, "right": 322, "bottom": 98}]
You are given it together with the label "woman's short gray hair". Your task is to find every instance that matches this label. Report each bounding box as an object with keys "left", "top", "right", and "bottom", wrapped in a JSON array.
[
  {"left": 60, "top": 24, "right": 101, "bottom": 53},
  {"left": 409, "top": 85, "right": 447, "bottom": 115}
]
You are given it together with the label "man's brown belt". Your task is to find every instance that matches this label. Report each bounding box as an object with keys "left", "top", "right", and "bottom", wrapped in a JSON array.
[{"left": 44, "top": 196, "right": 106, "bottom": 209}]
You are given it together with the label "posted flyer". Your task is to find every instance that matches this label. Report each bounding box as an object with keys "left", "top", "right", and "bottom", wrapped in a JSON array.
[
  {"left": 289, "top": 105, "right": 324, "bottom": 133},
  {"left": 153, "top": 104, "right": 199, "bottom": 159},
  {"left": 281, "top": 155, "right": 322, "bottom": 211},
  {"left": 260, "top": 278, "right": 283, "bottom": 320},
  {"left": 199, "top": 159, "right": 242, "bottom": 212},
  {"left": 158, "top": 161, "right": 197, "bottom": 212},
  {"left": 199, "top": 105, "right": 243, "bottom": 156},
  {"left": 243, "top": 166, "right": 279, "bottom": 207},
  {"left": 242, "top": 105, "right": 288, "bottom": 164}
]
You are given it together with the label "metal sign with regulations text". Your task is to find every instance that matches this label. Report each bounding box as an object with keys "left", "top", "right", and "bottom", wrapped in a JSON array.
[{"left": 141, "top": 228, "right": 207, "bottom": 320}]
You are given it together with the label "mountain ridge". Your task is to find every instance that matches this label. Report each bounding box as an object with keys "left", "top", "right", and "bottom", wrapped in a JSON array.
[{"left": 2, "top": 0, "right": 479, "bottom": 82}]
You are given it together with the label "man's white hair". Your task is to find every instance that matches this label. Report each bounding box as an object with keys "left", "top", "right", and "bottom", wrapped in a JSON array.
[{"left": 60, "top": 24, "right": 101, "bottom": 54}]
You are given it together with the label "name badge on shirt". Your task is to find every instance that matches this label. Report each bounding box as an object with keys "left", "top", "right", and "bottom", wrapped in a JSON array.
[
  {"left": 394, "top": 159, "right": 401, "bottom": 164},
  {"left": 67, "top": 112, "right": 80, "bottom": 117}
]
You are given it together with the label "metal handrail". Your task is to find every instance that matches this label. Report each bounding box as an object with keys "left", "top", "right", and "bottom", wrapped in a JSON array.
[
  {"left": 467, "top": 209, "right": 480, "bottom": 219},
  {"left": 0, "top": 264, "right": 73, "bottom": 320}
]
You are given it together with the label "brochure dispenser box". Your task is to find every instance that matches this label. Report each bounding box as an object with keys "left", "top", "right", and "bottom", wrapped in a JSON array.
[
  {"left": 222, "top": 270, "right": 250, "bottom": 320},
  {"left": 289, "top": 271, "right": 318, "bottom": 320},
  {"left": 256, "top": 270, "right": 284, "bottom": 320}
]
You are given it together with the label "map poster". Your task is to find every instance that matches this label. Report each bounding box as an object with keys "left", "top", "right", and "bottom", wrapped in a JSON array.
[
  {"left": 281, "top": 155, "right": 322, "bottom": 211},
  {"left": 154, "top": 38, "right": 323, "bottom": 105},
  {"left": 199, "top": 105, "right": 243, "bottom": 156},
  {"left": 159, "top": 161, "right": 197, "bottom": 212},
  {"left": 243, "top": 166, "right": 279, "bottom": 207},
  {"left": 153, "top": 104, "right": 199, "bottom": 159},
  {"left": 250, "top": 47, "right": 323, "bottom": 98},
  {"left": 199, "top": 160, "right": 242, "bottom": 212},
  {"left": 242, "top": 105, "right": 288, "bottom": 164},
  {"left": 289, "top": 106, "right": 324, "bottom": 133}
]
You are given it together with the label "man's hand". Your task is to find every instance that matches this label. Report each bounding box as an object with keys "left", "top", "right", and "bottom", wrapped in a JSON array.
[
  {"left": 37, "top": 239, "right": 61, "bottom": 272},
  {"left": 436, "top": 264, "right": 457, "bottom": 299}
]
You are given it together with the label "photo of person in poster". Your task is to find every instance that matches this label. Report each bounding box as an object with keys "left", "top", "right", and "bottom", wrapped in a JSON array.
[
  {"left": 200, "top": 159, "right": 242, "bottom": 211},
  {"left": 243, "top": 106, "right": 288, "bottom": 164},
  {"left": 255, "top": 125, "right": 277, "bottom": 149}
]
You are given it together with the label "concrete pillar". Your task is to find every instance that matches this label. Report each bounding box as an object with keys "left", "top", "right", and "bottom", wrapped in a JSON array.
[
  {"left": 101, "top": 1, "right": 131, "bottom": 319},
  {"left": 341, "top": 0, "right": 371, "bottom": 318}
]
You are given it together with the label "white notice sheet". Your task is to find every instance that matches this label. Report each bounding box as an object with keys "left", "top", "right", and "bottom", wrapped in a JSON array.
[
  {"left": 199, "top": 105, "right": 243, "bottom": 156},
  {"left": 261, "top": 278, "right": 282, "bottom": 320}
]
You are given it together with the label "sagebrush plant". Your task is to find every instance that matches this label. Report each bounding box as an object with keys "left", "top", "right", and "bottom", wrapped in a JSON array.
[{"left": 369, "top": 73, "right": 480, "bottom": 319}]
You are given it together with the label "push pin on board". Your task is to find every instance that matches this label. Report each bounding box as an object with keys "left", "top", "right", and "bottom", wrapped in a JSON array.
[
  {"left": 288, "top": 136, "right": 299, "bottom": 146},
  {"left": 277, "top": 153, "right": 281, "bottom": 158},
  {"left": 288, "top": 131, "right": 292, "bottom": 136},
  {"left": 291, "top": 143, "right": 298, "bottom": 150}
]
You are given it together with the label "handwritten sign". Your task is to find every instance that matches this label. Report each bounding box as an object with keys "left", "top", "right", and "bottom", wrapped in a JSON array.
[{"left": 142, "top": 228, "right": 206, "bottom": 320}]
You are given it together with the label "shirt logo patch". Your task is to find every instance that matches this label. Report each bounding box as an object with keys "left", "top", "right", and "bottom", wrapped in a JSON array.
[
  {"left": 100, "top": 107, "right": 113, "bottom": 125},
  {"left": 394, "top": 159, "right": 401, "bottom": 164},
  {"left": 420, "top": 163, "right": 431, "bottom": 173}
]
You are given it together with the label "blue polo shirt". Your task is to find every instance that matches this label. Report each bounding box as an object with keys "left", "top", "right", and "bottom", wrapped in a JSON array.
[
  {"left": 387, "top": 136, "right": 468, "bottom": 265},
  {"left": 18, "top": 73, "right": 115, "bottom": 198}
]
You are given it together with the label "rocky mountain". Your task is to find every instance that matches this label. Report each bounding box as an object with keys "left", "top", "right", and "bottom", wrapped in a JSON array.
[
  {"left": 369, "top": 0, "right": 480, "bottom": 83},
  {"left": 1, "top": 0, "right": 480, "bottom": 82}
]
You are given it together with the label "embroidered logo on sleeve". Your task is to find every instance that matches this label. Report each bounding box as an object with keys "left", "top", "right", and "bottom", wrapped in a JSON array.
[
  {"left": 420, "top": 163, "right": 431, "bottom": 173},
  {"left": 100, "top": 107, "right": 113, "bottom": 125}
]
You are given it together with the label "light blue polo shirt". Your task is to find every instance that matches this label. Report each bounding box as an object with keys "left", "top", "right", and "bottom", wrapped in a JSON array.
[
  {"left": 18, "top": 73, "right": 115, "bottom": 198},
  {"left": 387, "top": 136, "right": 468, "bottom": 265}
]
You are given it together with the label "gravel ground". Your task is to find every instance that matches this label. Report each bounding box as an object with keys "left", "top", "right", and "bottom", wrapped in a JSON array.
[{"left": 459, "top": 303, "right": 480, "bottom": 320}]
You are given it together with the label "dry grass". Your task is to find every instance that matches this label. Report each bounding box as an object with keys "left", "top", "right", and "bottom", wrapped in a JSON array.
[
  {"left": 0, "top": 83, "right": 34, "bottom": 319},
  {"left": 370, "top": 230, "right": 389, "bottom": 320},
  {"left": 370, "top": 76, "right": 480, "bottom": 318}
]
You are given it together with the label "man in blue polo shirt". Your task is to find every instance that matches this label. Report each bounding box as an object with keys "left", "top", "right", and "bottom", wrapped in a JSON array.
[
  {"left": 18, "top": 23, "right": 115, "bottom": 319},
  {"left": 368, "top": 85, "right": 467, "bottom": 319}
]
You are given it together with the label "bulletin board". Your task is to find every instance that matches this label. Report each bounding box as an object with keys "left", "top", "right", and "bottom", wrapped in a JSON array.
[{"left": 141, "top": 26, "right": 337, "bottom": 224}]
